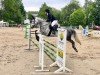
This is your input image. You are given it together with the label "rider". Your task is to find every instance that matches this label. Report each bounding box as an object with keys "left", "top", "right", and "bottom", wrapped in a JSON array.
[
  {"left": 29, "top": 15, "right": 35, "bottom": 28},
  {"left": 45, "top": 9, "right": 59, "bottom": 36}
]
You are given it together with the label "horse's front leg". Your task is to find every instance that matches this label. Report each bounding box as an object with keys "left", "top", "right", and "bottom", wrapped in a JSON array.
[{"left": 68, "top": 39, "right": 78, "bottom": 52}]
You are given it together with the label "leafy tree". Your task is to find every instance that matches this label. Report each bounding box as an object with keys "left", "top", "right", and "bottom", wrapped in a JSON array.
[
  {"left": 28, "top": 12, "right": 35, "bottom": 20},
  {"left": 69, "top": 8, "right": 86, "bottom": 27},
  {"left": 38, "top": 2, "right": 50, "bottom": 19},
  {"left": 84, "top": 0, "right": 90, "bottom": 9},
  {"left": 84, "top": 0, "right": 95, "bottom": 25},
  {"left": 51, "top": 8, "right": 61, "bottom": 21},
  {"left": 93, "top": 0, "right": 100, "bottom": 25},
  {"left": 20, "top": 3, "right": 26, "bottom": 22},
  {"left": 0, "top": 10, "right": 2, "bottom": 20},
  {"left": 2, "top": 0, "right": 26, "bottom": 24},
  {"left": 0, "top": 0, "right": 4, "bottom": 20},
  {"left": 60, "top": 0, "right": 80, "bottom": 26}
]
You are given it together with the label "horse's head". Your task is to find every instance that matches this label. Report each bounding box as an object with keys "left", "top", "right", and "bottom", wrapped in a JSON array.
[{"left": 34, "top": 17, "right": 44, "bottom": 26}]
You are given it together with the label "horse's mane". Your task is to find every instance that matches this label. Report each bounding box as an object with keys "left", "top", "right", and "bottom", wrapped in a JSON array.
[{"left": 36, "top": 17, "right": 49, "bottom": 24}]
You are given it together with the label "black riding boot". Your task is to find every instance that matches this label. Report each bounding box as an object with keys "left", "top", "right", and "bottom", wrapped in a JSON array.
[
  {"left": 47, "top": 29, "right": 52, "bottom": 36},
  {"left": 47, "top": 25, "right": 53, "bottom": 36}
]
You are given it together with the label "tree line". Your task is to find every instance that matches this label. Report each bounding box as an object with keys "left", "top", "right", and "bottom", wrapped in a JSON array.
[
  {"left": 0, "top": 0, "right": 100, "bottom": 27},
  {"left": 38, "top": 0, "right": 100, "bottom": 27},
  {"left": 0, "top": 0, "right": 26, "bottom": 24}
]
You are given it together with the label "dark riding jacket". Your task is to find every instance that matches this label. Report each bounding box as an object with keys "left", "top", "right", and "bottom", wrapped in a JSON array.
[{"left": 46, "top": 12, "right": 56, "bottom": 22}]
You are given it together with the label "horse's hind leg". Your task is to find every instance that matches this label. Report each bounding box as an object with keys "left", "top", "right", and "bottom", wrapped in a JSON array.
[{"left": 68, "top": 39, "right": 78, "bottom": 52}]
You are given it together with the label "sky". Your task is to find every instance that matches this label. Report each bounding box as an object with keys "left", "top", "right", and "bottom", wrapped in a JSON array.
[{"left": 22, "top": 0, "right": 94, "bottom": 12}]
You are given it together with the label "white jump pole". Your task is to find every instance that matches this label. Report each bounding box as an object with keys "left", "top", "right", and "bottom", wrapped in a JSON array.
[
  {"left": 50, "top": 28, "right": 72, "bottom": 73},
  {"left": 34, "top": 34, "right": 49, "bottom": 72},
  {"left": 28, "top": 24, "right": 31, "bottom": 50}
]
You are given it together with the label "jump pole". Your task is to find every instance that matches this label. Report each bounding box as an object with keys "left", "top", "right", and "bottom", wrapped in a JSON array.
[
  {"left": 34, "top": 34, "right": 49, "bottom": 72},
  {"left": 50, "top": 28, "right": 72, "bottom": 73},
  {"left": 24, "top": 19, "right": 33, "bottom": 50},
  {"left": 28, "top": 24, "right": 32, "bottom": 50},
  {"left": 25, "top": 24, "right": 32, "bottom": 50}
]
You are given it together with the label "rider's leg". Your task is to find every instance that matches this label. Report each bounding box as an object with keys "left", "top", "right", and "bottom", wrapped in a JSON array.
[{"left": 47, "top": 25, "right": 53, "bottom": 36}]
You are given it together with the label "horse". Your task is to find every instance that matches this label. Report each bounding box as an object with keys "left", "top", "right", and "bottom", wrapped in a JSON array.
[{"left": 34, "top": 18, "right": 81, "bottom": 52}]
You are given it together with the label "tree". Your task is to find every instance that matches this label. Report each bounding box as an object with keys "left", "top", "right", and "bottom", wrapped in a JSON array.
[
  {"left": 0, "top": 10, "right": 2, "bottom": 20},
  {"left": 0, "top": 0, "right": 4, "bottom": 20},
  {"left": 84, "top": 0, "right": 90, "bottom": 9},
  {"left": 84, "top": 0, "right": 95, "bottom": 25},
  {"left": 38, "top": 3, "right": 50, "bottom": 19},
  {"left": 94, "top": 0, "right": 100, "bottom": 25},
  {"left": 69, "top": 8, "right": 86, "bottom": 27},
  {"left": 3, "top": 0, "right": 26, "bottom": 24},
  {"left": 60, "top": 0, "right": 80, "bottom": 26},
  {"left": 19, "top": 2, "right": 26, "bottom": 23},
  {"left": 51, "top": 8, "right": 61, "bottom": 21},
  {"left": 28, "top": 12, "right": 35, "bottom": 21}
]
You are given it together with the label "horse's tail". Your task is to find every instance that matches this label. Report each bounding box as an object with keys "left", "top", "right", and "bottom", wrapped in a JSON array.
[{"left": 73, "top": 30, "right": 81, "bottom": 45}]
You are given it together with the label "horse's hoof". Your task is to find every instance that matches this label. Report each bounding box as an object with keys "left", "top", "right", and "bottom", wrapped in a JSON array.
[{"left": 76, "top": 51, "right": 78, "bottom": 52}]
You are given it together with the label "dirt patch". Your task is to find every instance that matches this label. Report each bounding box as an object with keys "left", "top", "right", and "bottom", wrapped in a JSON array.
[{"left": 0, "top": 27, "right": 100, "bottom": 75}]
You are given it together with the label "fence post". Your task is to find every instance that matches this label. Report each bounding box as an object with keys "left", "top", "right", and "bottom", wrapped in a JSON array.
[
  {"left": 50, "top": 28, "right": 72, "bottom": 73},
  {"left": 34, "top": 34, "right": 49, "bottom": 72}
]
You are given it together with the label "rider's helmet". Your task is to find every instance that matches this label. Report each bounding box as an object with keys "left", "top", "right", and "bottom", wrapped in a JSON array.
[{"left": 45, "top": 9, "right": 50, "bottom": 13}]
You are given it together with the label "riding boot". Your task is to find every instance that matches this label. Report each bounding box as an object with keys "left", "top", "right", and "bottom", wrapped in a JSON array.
[
  {"left": 47, "top": 29, "right": 52, "bottom": 36},
  {"left": 47, "top": 25, "right": 52, "bottom": 36}
]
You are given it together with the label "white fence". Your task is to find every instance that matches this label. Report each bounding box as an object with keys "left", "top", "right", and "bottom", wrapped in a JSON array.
[
  {"left": 34, "top": 28, "right": 72, "bottom": 73},
  {"left": 0, "top": 21, "right": 9, "bottom": 27},
  {"left": 92, "top": 31, "right": 100, "bottom": 37}
]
